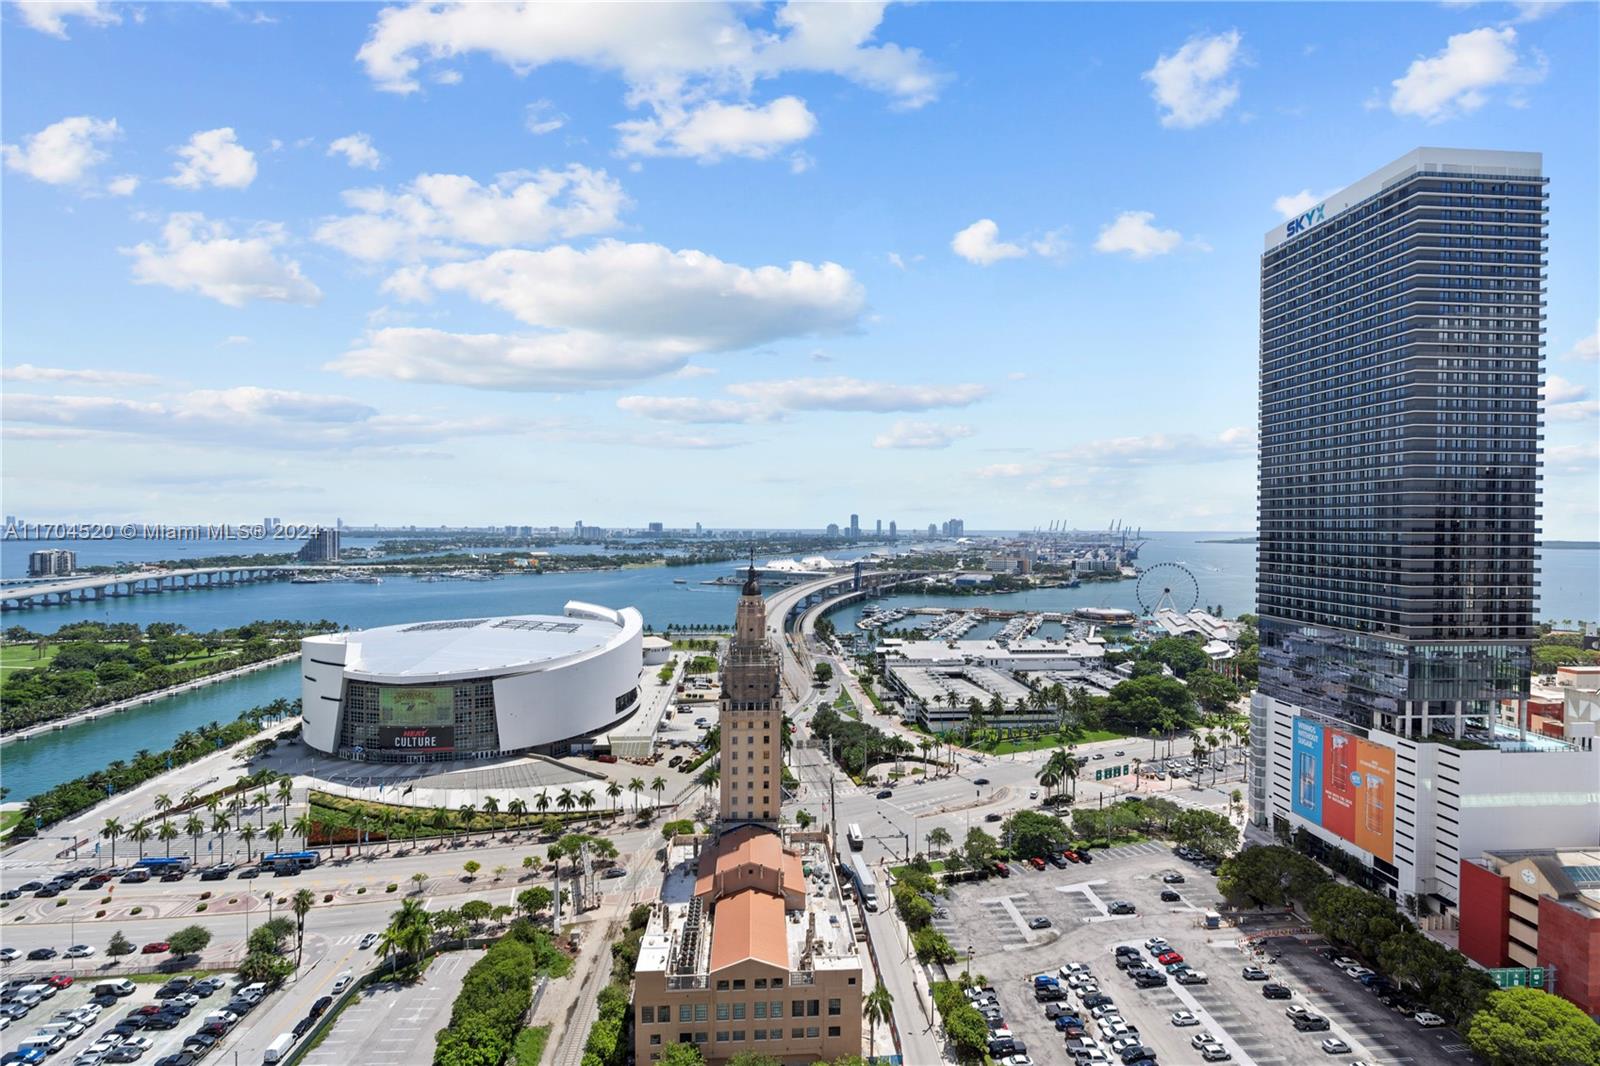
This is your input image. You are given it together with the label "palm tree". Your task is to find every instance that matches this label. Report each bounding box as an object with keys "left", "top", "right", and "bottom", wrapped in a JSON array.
[
  {"left": 277, "top": 779, "right": 293, "bottom": 819},
  {"left": 212, "top": 815, "right": 231, "bottom": 861},
  {"left": 1062, "top": 753, "right": 1080, "bottom": 802},
  {"left": 481, "top": 796, "right": 501, "bottom": 829},
  {"left": 352, "top": 811, "right": 368, "bottom": 855},
  {"left": 266, "top": 821, "right": 286, "bottom": 855},
  {"left": 605, "top": 781, "right": 623, "bottom": 815},
  {"left": 291, "top": 888, "right": 315, "bottom": 969},
  {"left": 239, "top": 823, "right": 257, "bottom": 862},
  {"left": 129, "top": 821, "right": 153, "bottom": 859},
  {"left": 926, "top": 826, "right": 952, "bottom": 857},
  {"left": 651, "top": 776, "right": 667, "bottom": 811},
  {"left": 228, "top": 796, "right": 245, "bottom": 833},
  {"left": 456, "top": 804, "right": 476, "bottom": 842},
  {"left": 555, "top": 789, "right": 576, "bottom": 820},
  {"left": 293, "top": 813, "right": 313, "bottom": 851},
  {"left": 256, "top": 787, "right": 270, "bottom": 828},
  {"left": 864, "top": 984, "right": 894, "bottom": 1055},
  {"left": 205, "top": 794, "right": 222, "bottom": 821},
  {"left": 101, "top": 818, "right": 124, "bottom": 866},
  {"left": 184, "top": 814, "right": 204, "bottom": 860},
  {"left": 577, "top": 790, "right": 596, "bottom": 823},
  {"left": 533, "top": 792, "right": 551, "bottom": 819},
  {"left": 153, "top": 794, "right": 173, "bottom": 825},
  {"left": 507, "top": 798, "right": 528, "bottom": 829},
  {"left": 627, "top": 778, "right": 645, "bottom": 813},
  {"left": 158, "top": 820, "right": 179, "bottom": 857},
  {"left": 431, "top": 806, "right": 452, "bottom": 842}
]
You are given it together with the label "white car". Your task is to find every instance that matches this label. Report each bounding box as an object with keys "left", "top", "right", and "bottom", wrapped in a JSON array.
[
  {"left": 1001, "top": 1056, "right": 1034, "bottom": 1066},
  {"left": 1344, "top": 966, "right": 1375, "bottom": 980},
  {"left": 1413, "top": 1011, "right": 1446, "bottom": 1028},
  {"left": 174, "top": 993, "right": 201, "bottom": 1007},
  {"left": 64, "top": 945, "right": 96, "bottom": 959},
  {"left": 1171, "top": 1009, "right": 1200, "bottom": 1026},
  {"left": 71, "top": 1054, "right": 106, "bottom": 1066},
  {"left": 1199, "top": 1043, "right": 1231, "bottom": 1062},
  {"left": 89, "top": 1035, "right": 121, "bottom": 1054},
  {"left": 1090, "top": 1004, "right": 1119, "bottom": 1020},
  {"left": 0, "top": 948, "right": 20, "bottom": 962},
  {"left": 121, "top": 1036, "right": 154, "bottom": 1051},
  {"left": 359, "top": 932, "right": 379, "bottom": 950},
  {"left": 1190, "top": 1031, "right": 1218, "bottom": 1049},
  {"left": 1333, "top": 956, "right": 1357, "bottom": 968},
  {"left": 1320, "top": 1037, "right": 1351, "bottom": 1054}
]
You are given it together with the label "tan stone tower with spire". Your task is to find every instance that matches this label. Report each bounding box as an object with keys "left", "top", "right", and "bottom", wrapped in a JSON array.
[{"left": 718, "top": 558, "right": 783, "bottom": 827}]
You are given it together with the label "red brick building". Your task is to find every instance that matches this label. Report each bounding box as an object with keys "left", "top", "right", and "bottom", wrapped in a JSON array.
[{"left": 1459, "top": 849, "right": 1600, "bottom": 1015}]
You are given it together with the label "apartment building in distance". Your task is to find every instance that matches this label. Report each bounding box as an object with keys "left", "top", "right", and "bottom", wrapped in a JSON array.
[
  {"left": 1248, "top": 148, "right": 1600, "bottom": 910},
  {"left": 633, "top": 563, "right": 864, "bottom": 1065}
]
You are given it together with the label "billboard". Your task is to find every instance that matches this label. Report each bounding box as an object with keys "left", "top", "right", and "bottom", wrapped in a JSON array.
[
  {"left": 1289, "top": 717, "right": 1394, "bottom": 863},
  {"left": 379, "top": 686, "right": 454, "bottom": 726},
  {"left": 376, "top": 686, "right": 455, "bottom": 753}
]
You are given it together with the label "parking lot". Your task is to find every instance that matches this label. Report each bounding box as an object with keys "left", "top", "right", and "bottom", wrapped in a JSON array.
[
  {"left": 0, "top": 970, "right": 246, "bottom": 1064},
  {"left": 934, "top": 843, "right": 1467, "bottom": 1066},
  {"left": 300, "top": 951, "right": 473, "bottom": 1066}
]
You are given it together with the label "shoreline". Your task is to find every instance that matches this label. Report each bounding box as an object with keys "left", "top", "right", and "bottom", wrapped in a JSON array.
[{"left": 0, "top": 651, "right": 298, "bottom": 748}]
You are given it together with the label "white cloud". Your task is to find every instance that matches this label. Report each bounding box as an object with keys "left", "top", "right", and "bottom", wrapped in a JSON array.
[
  {"left": 106, "top": 174, "right": 139, "bottom": 196},
  {"left": 2, "top": 115, "right": 120, "bottom": 186},
  {"left": 1388, "top": 26, "right": 1542, "bottom": 121},
  {"left": 1511, "top": 2, "right": 1567, "bottom": 23},
  {"left": 1, "top": 386, "right": 510, "bottom": 451},
  {"left": 12, "top": 0, "right": 119, "bottom": 37},
  {"left": 1272, "top": 188, "right": 1336, "bottom": 219},
  {"left": 1546, "top": 441, "right": 1599, "bottom": 475},
  {"left": 1144, "top": 30, "right": 1243, "bottom": 128},
  {"left": 951, "top": 219, "right": 1025, "bottom": 266},
  {"left": 125, "top": 213, "right": 323, "bottom": 308},
  {"left": 166, "top": 127, "right": 257, "bottom": 189},
  {"left": 0, "top": 364, "right": 160, "bottom": 388},
  {"left": 1543, "top": 374, "right": 1598, "bottom": 421},
  {"left": 327, "top": 132, "right": 382, "bottom": 169},
  {"left": 328, "top": 327, "right": 690, "bottom": 392},
  {"left": 976, "top": 463, "right": 1030, "bottom": 479},
  {"left": 616, "top": 395, "right": 769, "bottom": 424},
  {"left": 315, "top": 166, "right": 627, "bottom": 262},
  {"left": 1094, "top": 211, "right": 1185, "bottom": 259},
  {"left": 1564, "top": 323, "right": 1598, "bottom": 363},
  {"left": 410, "top": 240, "right": 865, "bottom": 354},
  {"left": 355, "top": 2, "right": 939, "bottom": 162},
  {"left": 726, "top": 376, "right": 986, "bottom": 413},
  {"left": 950, "top": 219, "right": 1066, "bottom": 266},
  {"left": 1048, "top": 427, "right": 1256, "bottom": 467},
  {"left": 616, "top": 96, "right": 817, "bottom": 162},
  {"left": 524, "top": 99, "right": 566, "bottom": 135},
  {"left": 872, "top": 420, "right": 974, "bottom": 450}
]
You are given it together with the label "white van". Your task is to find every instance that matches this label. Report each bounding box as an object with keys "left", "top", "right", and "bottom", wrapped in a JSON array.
[
  {"left": 95, "top": 979, "right": 136, "bottom": 997},
  {"left": 34, "top": 1020, "right": 82, "bottom": 1038},
  {"left": 202, "top": 1010, "right": 239, "bottom": 1029},
  {"left": 19, "top": 1035, "right": 67, "bottom": 1055},
  {"left": 263, "top": 1032, "right": 296, "bottom": 1063}
]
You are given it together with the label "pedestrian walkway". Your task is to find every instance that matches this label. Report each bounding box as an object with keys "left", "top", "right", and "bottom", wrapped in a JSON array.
[{"left": 1095, "top": 841, "right": 1168, "bottom": 860}]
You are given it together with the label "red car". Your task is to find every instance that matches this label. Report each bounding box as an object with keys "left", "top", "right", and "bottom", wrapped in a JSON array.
[
  {"left": 46, "top": 974, "right": 74, "bottom": 989},
  {"left": 135, "top": 1004, "right": 164, "bottom": 1016},
  {"left": 993, "top": 862, "right": 1011, "bottom": 879},
  {"left": 1157, "top": 951, "right": 1184, "bottom": 965},
  {"left": 142, "top": 941, "right": 170, "bottom": 954},
  {"left": 1029, "top": 856, "right": 1046, "bottom": 871},
  {"left": 1062, "top": 850, "right": 1081, "bottom": 863}
]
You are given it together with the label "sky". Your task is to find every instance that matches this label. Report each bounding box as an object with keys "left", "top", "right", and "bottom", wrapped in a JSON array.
[{"left": 2, "top": 0, "right": 1597, "bottom": 536}]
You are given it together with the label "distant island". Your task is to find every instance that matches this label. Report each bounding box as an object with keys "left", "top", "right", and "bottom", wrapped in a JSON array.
[{"left": 1196, "top": 536, "right": 1597, "bottom": 550}]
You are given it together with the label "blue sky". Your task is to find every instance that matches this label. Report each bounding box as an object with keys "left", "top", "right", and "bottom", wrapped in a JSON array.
[{"left": 3, "top": 0, "right": 1596, "bottom": 535}]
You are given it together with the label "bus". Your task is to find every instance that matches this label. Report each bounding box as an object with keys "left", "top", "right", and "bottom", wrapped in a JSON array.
[
  {"left": 134, "top": 857, "right": 192, "bottom": 874},
  {"left": 260, "top": 851, "right": 321, "bottom": 872},
  {"left": 846, "top": 824, "right": 864, "bottom": 851},
  {"left": 847, "top": 854, "right": 878, "bottom": 912}
]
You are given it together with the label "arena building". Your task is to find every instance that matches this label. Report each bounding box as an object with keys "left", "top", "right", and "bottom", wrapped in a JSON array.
[{"left": 300, "top": 601, "right": 644, "bottom": 762}]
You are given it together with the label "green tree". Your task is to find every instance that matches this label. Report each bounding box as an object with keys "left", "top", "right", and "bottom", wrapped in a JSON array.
[
  {"left": 1000, "top": 810, "right": 1070, "bottom": 860},
  {"left": 926, "top": 826, "right": 952, "bottom": 856},
  {"left": 462, "top": 859, "right": 481, "bottom": 881},
  {"left": 106, "top": 931, "right": 135, "bottom": 957},
  {"left": 1216, "top": 845, "right": 1329, "bottom": 909},
  {"left": 863, "top": 984, "right": 894, "bottom": 1060},
  {"left": 517, "top": 886, "right": 554, "bottom": 921},
  {"left": 1466, "top": 987, "right": 1600, "bottom": 1066},
  {"left": 813, "top": 662, "right": 833, "bottom": 685},
  {"left": 658, "top": 1045, "right": 705, "bottom": 1066},
  {"left": 291, "top": 888, "right": 316, "bottom": 969},
  {"left": 167, "top": 925, "right": 212, "bottom": 960}
]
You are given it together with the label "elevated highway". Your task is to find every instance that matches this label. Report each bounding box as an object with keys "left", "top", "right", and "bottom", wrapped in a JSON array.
[{"left": 1, "top": 564, "right": 340, "bottom": 611}]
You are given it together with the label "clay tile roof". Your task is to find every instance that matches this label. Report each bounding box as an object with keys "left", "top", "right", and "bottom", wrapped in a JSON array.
[{"left": 709, "top": 888, "right": 788, "bottom": 972}]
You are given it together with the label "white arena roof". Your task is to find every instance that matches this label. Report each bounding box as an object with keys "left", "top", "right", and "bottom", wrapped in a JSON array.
[{"left": 315, "top": 601, "right": 642, "bottom": 682}]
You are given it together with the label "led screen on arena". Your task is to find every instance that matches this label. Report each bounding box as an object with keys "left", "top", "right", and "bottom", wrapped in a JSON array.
[
  {"left": 377, "top": 686, "right": 455, "bottom": 752},
  {"left": 1290, "top": 717, "right": 1394, "bottom": 863}
]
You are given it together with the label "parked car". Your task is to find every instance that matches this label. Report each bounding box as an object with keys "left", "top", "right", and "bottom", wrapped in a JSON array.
[
  {"left": 1262, "top": 983, "right": 1291, "bottom": 1000},
  {"left": 1413, "top": 1012, "right": 1446, "bottom": 1028},
  {"left": 1161, "top": 872, "right": 1185, "bottom": 884},
  {"left": 1108, "top": 901, "right": 1136, "bottom": 915},
  {"left": 1241, "top": 966, "right": 1269, "bottom": 981},
  {"left": 1320, "top": 1038, "right": 1350, "bottom": 1054},
  {"left": 140, "top": 942, "right": 169, "bottom": 955},
  {"left": 1159, "top": 890, "right": 1181, "bottom": 902},
  {"left": 63, "top": 946, "right": 95, "bottom": 959},
  {"left": 25, "top": 949, "right": 57, "bottom": 961}
]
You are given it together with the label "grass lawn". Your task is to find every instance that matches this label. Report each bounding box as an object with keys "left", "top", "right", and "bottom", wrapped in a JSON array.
[
  {"left": 833, "top": 689, "right": 859, "bottom": 720},
  {"left": 982, "top": 730, "right": 1125, "bottom": 755},
  {"left": 889, "top": 859, "right": 947, "bottom": 878},
  {"left": 0, "top": 643, "right": 63, "bottom": 679},
  {"left": 510, "top": 1024, "right": 553, "bottom": 1066},
  {"left": 0, "top": 810, "right": 25, "bottom": 839}
]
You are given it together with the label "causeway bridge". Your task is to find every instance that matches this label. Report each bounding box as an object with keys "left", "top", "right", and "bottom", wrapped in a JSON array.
[{"left": 0, "top": 565, "right": 333, "bottom": 611}]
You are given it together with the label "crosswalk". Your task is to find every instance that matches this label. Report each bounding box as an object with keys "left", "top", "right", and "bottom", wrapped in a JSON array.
[{"left": 1094, "top": 841, "right": 1168, "bottom": 860}]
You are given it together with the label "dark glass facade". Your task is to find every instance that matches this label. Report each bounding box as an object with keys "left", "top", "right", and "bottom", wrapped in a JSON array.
[{"left": 1258, "top": 152, "right": 1545, "bottom": 735}]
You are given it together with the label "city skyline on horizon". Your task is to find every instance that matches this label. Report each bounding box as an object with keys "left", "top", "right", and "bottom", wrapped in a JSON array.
[{"left": 3, "top": 2, "right": 1597, "bottom": 537}]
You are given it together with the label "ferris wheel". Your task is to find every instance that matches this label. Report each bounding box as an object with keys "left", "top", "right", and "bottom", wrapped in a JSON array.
[{"left": 1136, "top": 562, "right": 1199, "bottom": 616}]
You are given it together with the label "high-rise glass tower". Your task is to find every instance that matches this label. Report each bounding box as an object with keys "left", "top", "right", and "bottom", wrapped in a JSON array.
[{"left": 1256, "top": 148, "right": 1546, "bottom": 741}]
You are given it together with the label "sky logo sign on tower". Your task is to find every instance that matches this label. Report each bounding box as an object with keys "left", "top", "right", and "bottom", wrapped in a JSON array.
[{"left": 1285, "top": 203, "right": 1326, "bottom": 236}]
